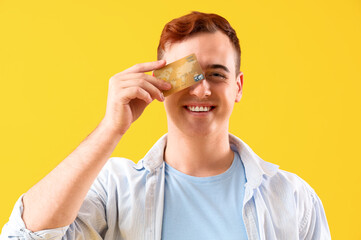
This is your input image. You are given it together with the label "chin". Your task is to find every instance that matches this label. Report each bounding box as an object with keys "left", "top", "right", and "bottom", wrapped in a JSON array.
[{"left": 180, "top": 122, "right": 217, "bottom": 137}]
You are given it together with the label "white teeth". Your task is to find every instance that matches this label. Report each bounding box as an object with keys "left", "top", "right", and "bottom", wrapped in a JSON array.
[{"left": 187, "top": 106, "right": 212, "bottom": 112}]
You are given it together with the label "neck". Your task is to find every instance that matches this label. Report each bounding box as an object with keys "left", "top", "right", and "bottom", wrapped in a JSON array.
[{"left": 164, "top": 128, "right": 234, "bottom": 177}]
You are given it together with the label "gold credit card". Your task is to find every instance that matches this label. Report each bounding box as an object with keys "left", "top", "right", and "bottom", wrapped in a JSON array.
[{"left": 153, "top": 53, "right": 205, "bottom": 97}]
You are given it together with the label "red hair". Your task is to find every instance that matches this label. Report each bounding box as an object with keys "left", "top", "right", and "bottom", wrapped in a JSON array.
[{"left": 157, "top": 11, "right": 241, "bottom": 74}]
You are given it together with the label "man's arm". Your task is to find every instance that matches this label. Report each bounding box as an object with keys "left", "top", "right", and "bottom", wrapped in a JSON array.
[
  {"left": 21, "top": 59, "right": 171, "bottom": 232},
  {"left": 22, "top": 119, "right": 121, "bottom": 231}
]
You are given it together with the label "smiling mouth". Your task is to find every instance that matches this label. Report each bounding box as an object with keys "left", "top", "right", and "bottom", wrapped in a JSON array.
[{"left": 183, "top": 105, "right": 216, "bottom": 113}]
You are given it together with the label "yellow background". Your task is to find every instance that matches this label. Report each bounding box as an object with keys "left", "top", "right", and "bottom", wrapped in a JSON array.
[{"left": 0, "top": 0, "right": 360, "bottom": 238}]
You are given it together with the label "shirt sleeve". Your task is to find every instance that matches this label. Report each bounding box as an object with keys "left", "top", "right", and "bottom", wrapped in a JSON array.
[
  {"left": 1, "top": 177, "right": 108, "bottom": 240},
  {"left": 0, "top": 194, "right": 69, "bottom": 239},
  {"left": 298, "top": 179, "right": 331, "bottom": 240}
]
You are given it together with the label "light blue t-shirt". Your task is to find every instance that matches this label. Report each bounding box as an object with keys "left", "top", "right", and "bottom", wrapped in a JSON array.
[{"left": 161, "top": 150, "right": 248, "bottom": 240}]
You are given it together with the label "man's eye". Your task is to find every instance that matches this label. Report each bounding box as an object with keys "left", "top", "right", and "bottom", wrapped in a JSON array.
[{"left": 207, "top": 72, "right": 226, "bottom": 79}]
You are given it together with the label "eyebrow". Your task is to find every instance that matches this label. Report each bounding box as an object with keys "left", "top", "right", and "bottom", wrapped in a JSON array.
[{"left": 206, "top": 64, "right": 230, "bottom": 73}]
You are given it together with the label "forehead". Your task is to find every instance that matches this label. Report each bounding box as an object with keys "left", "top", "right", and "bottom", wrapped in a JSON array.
[{"left": 163, "top": 31, "right": 236, "bottom": 73}]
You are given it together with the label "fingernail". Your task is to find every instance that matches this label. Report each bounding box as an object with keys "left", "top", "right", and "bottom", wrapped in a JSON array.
[{"left": 164, "top": 82, "right": 172, "bottom": 89}]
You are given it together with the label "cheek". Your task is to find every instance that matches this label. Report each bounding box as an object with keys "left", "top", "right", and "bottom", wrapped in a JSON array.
[
  {"left": 216, "top": 85, "right": 237, "bottom": 111},
  {"left": 164, "top": 96, "right": 179, "bottom": 113},
  {"left": 218, "top": 83, "right": 237, "bottom": 98},
  {"left": 228, "top": 82, "right": 239, "bottom": 100},
  {"left": 163, "top": 99, "right": 172, "bottom": 114}
]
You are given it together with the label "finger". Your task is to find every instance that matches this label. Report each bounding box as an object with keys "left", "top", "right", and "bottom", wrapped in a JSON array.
[
  {"left": 119, "top": 79, "right": 165, "bottom": 102},
  {"left": 122, "top": 59, "right": 166, "bottom": 74},
  {"left": 120, "top": 86, "right": 153, "bottom": 105},
  {"left": 115, "top": 73, "right": 172, "bottom": 90}
]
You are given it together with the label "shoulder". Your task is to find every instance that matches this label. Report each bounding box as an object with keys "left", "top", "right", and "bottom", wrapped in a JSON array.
[
  {"left": 90, "top": 157, "right": 146, "bottom": 196},
  {"left": 279, "top": 169, "right": 317, "bottom": 197},
  {"left": 263, "top": 168, "right": 318, "bottom": 201},
  {"left": 262, "top": 169, "right": 323, "bottom": 226},
  {"left": 87, "top": 157, "right": 148, "bottom": 205},
  {"left": 103, "top": 157, "right": 140, "bottom": 171},
  {"left": 256, "top": 167, "right": 321, "bottom": 219},
  {"left": 268, "top": 170, "right": 330, "bottom": 237},
  {"left": 98, "top": 157, "right": 145, "bottom": 180}
]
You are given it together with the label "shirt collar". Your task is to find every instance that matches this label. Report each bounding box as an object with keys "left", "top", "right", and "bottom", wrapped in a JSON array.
[
  {"left": 134, "top": 133, "right": 279, "bottom": 189},
  {"left": 133, "top": 134, "right": 167, "bottom": 171},
  {"left": 228, "top": 133, "right": 279, "bottom": 189}
]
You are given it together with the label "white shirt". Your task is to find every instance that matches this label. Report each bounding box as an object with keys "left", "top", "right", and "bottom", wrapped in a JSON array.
[{"left": 1, "top": 133, "right": 331, "bottom": 239}]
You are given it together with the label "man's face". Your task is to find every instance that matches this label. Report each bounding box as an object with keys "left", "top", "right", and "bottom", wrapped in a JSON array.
[{"left": 162, "top": 31, "right": 243, "bottom": 137}]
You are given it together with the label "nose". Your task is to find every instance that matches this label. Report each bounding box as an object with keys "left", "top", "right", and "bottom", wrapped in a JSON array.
[{"left": 188, "top": 79, "right": 211, "bottom": 98}]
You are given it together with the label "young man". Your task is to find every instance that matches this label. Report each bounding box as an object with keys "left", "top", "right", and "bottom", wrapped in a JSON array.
[{"left": 1, "top": 11, "right": 331, "bottom": 239}]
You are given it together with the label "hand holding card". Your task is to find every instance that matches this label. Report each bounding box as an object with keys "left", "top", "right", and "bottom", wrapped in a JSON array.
[{"left": 153, "top": 53, "right": 205, "bottom": 97}]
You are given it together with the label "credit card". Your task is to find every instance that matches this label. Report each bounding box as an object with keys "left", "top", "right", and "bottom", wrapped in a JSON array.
[{"left": 153, "top": 53, "right": 205, "bottom": 97}]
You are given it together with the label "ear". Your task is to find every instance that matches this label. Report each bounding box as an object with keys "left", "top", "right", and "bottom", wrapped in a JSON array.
[{"left": 235, "top": 71, "right": 243, "bottom": 102}]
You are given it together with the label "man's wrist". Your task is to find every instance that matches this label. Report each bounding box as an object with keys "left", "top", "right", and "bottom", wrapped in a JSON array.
[{"left": 98, "top": 118, "right": 124, "bottom": 140}]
